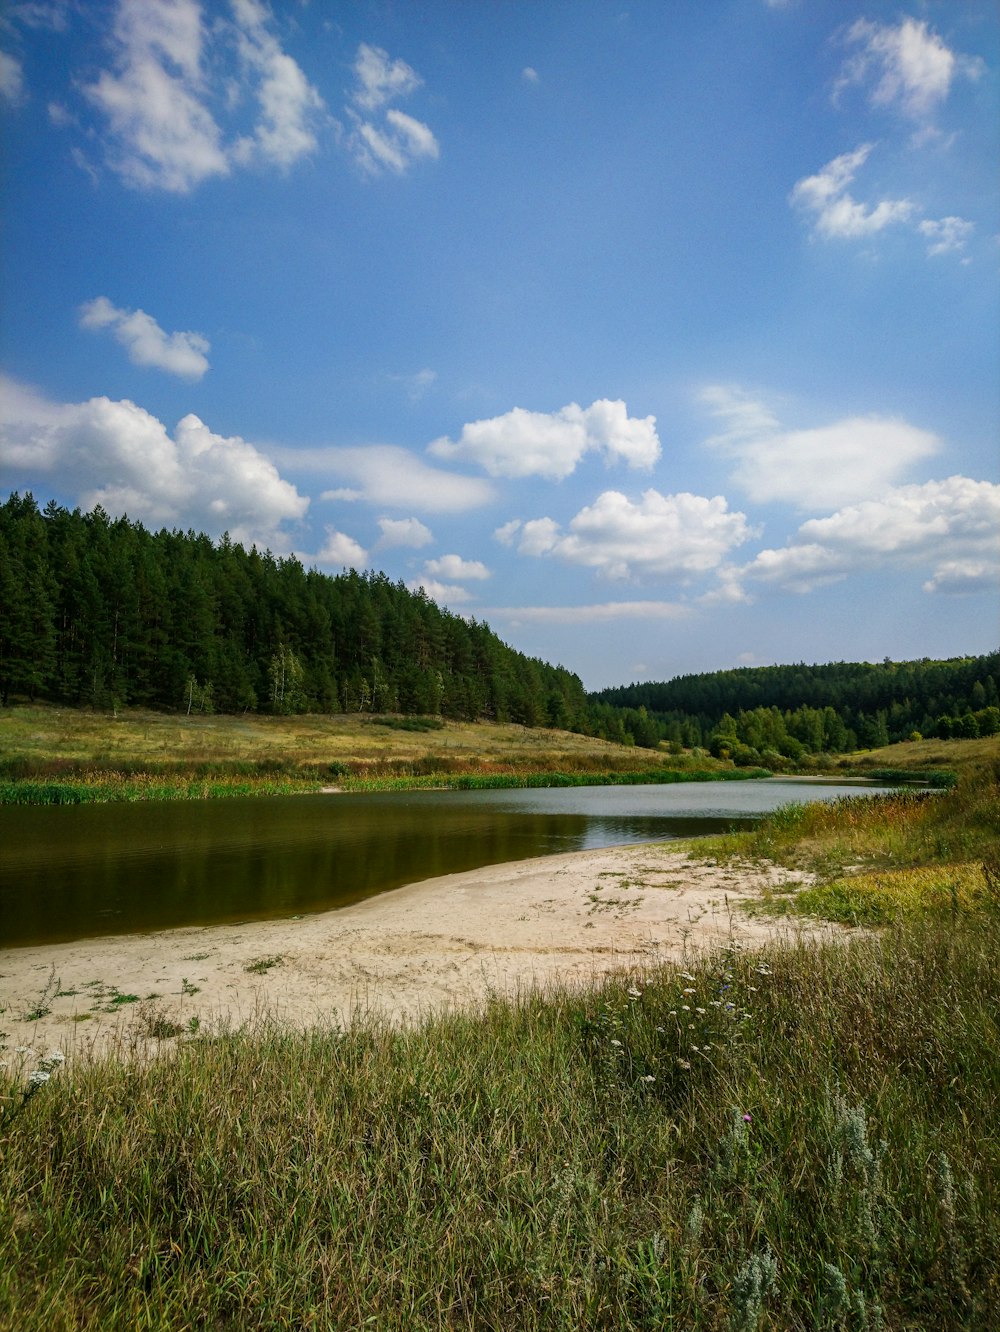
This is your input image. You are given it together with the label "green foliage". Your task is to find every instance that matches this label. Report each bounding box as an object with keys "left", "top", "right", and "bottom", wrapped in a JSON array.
[
  {"left": 0, "top": 494, "right": 589, "bottom": 730},
  {"left": 593, "top": 653, "right": 1000, "bottom": 757}
]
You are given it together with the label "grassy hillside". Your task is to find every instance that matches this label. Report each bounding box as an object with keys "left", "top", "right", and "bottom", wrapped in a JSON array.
[{"left": 0, "top": 704, "right": 745, "bottom": 803}]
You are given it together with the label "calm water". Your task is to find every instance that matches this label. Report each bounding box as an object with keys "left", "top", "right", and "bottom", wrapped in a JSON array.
[{"left": 0, "top": 779, "right": 892, "bottom": 948}]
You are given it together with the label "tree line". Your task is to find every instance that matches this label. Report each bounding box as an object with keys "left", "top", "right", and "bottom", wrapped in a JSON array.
[
  {"left": 0, "top": 494, "right": 589, "bottom": 727},
  {"left": 3, "top": 493, "right": 995, "bottom": 758},
  {"left": 591, "top": 654, "right": 1000, "bottom": 761}
]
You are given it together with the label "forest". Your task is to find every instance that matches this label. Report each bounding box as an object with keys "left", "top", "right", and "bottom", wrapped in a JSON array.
[
  {"left": 0, "top": 494, "right": 588, "bottom": 728},
  {"left": 1, "top": 493, "right": 995, "bottom": 760},
  {"left": 593, "top": 653, "right": 1000, "bottom": 762}
]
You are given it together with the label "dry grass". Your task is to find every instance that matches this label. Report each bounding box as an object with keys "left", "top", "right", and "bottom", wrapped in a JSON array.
[{"left": 0, "top": 704, "right": 644, "bottom": 773}]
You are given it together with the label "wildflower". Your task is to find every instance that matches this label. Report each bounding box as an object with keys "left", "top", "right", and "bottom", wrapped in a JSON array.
[
  {"left": 677, "top": 1058, "right": 691, "bottom": 1070},
  {"left": 682, "top": 987, "right": 696, "bottom": 995},
  {"left": 610, "top": 1039, "right": 622, "bottom": 1047},
  {"left": 743, "top": 1113, "right": 752, "bottom": 1122},
  {"left": 691, "top": 1045, "right": 700, "bottom": 1052},
  {"left": 656, "top": 1025, "right": 665, "bottom": 1033},
  {"left": 42, "top": 1051, "right": 65, "bottom": 1066},
  {"left": 641, "top": 1075, "right": 656, "bottom": 1083},
  {"left": 681, "top": 1005, "right": 690, "bottom": 1012},
  {"left": 627, "top": 988, "right": 642, "bottom": 999},
  {"left": 28, "top": 1070, "right": 50, "bottom": 1085},
  {"left": 696, "top": 1007, "right": 707, "bottom": 1015},
  {"left": 680, "top": 972, "right": 696, "bottom": 981},
  {"left": 668, "top": 1011, "right": 677, "bottom": 1017}
]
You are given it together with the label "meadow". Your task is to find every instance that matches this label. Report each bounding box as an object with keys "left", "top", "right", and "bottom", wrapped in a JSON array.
[
  {"left": 1, "top": 741, "right": 997, "bottom": 1328},
  {"left": 0, "top": 705, "right": 749, "bottom": 803}
]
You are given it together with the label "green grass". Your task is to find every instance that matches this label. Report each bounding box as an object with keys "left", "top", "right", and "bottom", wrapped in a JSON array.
[
  {"left": 0, "top": 704, "right": 753, "bottom": 804},
  {"left": 2, "top": 759, "right": 998, "bottom": 1327}
]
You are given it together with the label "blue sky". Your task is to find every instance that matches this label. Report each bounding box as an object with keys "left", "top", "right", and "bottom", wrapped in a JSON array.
[{"left": 1, "top": 0, "right": 998, "bottom": 691}]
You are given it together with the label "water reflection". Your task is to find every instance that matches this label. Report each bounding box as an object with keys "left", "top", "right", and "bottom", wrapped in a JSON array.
[{"left": 0, "top": 780, "right": 891, "bottom": 948}]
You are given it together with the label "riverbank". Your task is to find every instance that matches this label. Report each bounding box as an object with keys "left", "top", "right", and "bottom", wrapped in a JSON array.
[
  {"left": 3, "top": 764, "right": 997, "bottom": 1329},
  {"left": 1, "top": 842, "right": 834, "bottom": 1061}
]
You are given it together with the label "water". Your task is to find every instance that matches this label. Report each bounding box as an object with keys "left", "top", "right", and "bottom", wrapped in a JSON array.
[{"left": 0, "top": 778, "right": 893, "bottom": 948}]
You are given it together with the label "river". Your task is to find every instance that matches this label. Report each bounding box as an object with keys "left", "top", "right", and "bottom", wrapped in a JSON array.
[{"left": 0, "top": 778, "right": 894, "bottom": 948}]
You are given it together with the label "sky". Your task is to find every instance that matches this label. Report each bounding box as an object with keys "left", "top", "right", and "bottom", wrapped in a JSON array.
[{"left": 1, "top": 0, "right": 998, "bottom": 692}]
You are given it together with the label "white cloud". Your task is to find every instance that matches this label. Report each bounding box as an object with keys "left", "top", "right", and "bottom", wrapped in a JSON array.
[
  {"left": 308, "top": 526, "right": 368, "bottom": 570},
  {"left": 922, "top": 561, "right": 997, "bottom": 596},
  {"left": 790, "top": 143, "right": 914, "bottom": 240},
  {"left": 79, "top": 0, "right": 323, "bottom": 192},
  {"left": 919, "top": 215, "right": 974, "bottom": 257},
  {"left": 230, "top": 0, "right": 325, "bottom": 169},
  {"left": 79, "top": 296, "right": 211, "bottom": 380},
  {"left": 0, "top": 375, "right": 308, "bottom": 549},
  {"left": 408, "top": 578, "right": 474, "bottom": 605},
  {"left": 83, "top": 0, "right": 230, "bottom": 192},
  {"left": 430, "top": 399, "right": 660, "bottom": 481},
  {"left": 838, "top": 17, "right": 981, "bottom": 122},
  {"left": 309, "top": 445, "right": 494, "bottom": 513},
  {"left": 344, "top": 43, "right": 438, "bottom": 175},
  {"left": 521, "top": 66, "right": 539, "bottom": 84},
  {"left": 0, "top": 50, "right": 25, "bottom": 104},
  {"left": 376, "top": 516, "right": 433, "bottom": 549},
  {"left": 488, "top": 601, "right": 692, "bottom": 626},
  {"left": 701, "top": 385, "right": 940, "bottom": 511},
  {"left": 502, "top": 489, "right": 754, "bottom": 582},
  {"left": 351, "top": 42, "right": 421, "bottom": 113},
  {"left": 423, "top": 554, "right": 491, "bottom": 581},
  {"left": 737, "top": 476, "right": 1000, "bottom": 595}
]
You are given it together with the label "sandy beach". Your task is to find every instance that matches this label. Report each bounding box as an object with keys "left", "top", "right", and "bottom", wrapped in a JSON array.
[{"left": 1, "top": 842, "right": 837, "bottom": 1063}]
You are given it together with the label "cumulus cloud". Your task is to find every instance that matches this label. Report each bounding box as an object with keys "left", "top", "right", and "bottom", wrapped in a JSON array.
[
  {"left": 521, "top": 66, "right": 539, "bottom": 84},
  {"left": 837, "top": 17, "right": 982, "bottom": 122},
  {"left": 375, "top": 516, "right": 433, "bottom": 549},
  {"left": 308, "top": 527, "right": 368, "bottom": 571},
  {"left": 79, "top": 296, "right": 211, "bottom": 380},
  {"left": 309, "top": 445, "right": 494, "bottom": 513},
  {"left": 407, "top": 578, "right": 474, "bottom": 606},
  {"left": 790, "top": 143, "right": 914, "bottom": 240},
  {"left": 736, "top": 477, "right": 1000, "bottom": 595},
  {"left": 701, "top": 385, "right": 939, "bottom": 511},
  {"left": 79, "top": 0, "right": 324, "bottom": 192},
  {"left": 345, "top": 43, "right": 438, "bottom": 175},
  {"left": 0, "top": 50, "right": 25, "bottom": 105},
  {"left": 430, "top": 399, "right": 660, "bottom": 481},
  {"left": 423, "top": 554, "right": 491, "bottom": 581},
  {"left": 499, "top": 489, "right": 754, "bottom": 582},
  {"left": 0, "top": 374, "right": 307, "bottom": 549}
]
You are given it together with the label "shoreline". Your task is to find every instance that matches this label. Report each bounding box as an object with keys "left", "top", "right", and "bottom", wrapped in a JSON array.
[{"left": 0, "top": 841, "right": 843, "bottom": 1064}]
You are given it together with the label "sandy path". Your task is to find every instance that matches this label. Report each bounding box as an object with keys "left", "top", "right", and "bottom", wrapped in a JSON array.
[{"left": 1, "top": 842, "right": 830, "bottom": 1064}]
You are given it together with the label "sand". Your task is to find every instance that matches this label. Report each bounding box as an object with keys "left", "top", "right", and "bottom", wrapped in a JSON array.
[{"left": 1, "top": 842, "right": 836, "bottom": 1064}]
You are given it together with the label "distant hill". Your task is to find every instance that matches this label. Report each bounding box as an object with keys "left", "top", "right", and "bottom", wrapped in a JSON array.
[
  {"left": 589, "top": 654, "right": 1000, "bottom": 760},
  {"left": 0, "top": 493, "right": 587, "bottom": 728}
]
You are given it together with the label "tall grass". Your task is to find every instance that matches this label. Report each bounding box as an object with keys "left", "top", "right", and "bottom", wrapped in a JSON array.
[
  {"left": 2, "top": 909, "right": 998, "bottom": 1328},
  {"left": 2, "top": 764, "right": 998, "bottom": 1327}
]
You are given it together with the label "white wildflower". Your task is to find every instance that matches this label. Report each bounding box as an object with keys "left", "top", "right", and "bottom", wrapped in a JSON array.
[{"left": 28, "top": 1069, "right": 50, "bottom": 1085}]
